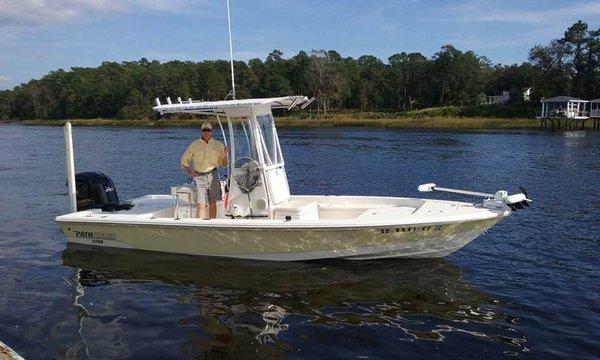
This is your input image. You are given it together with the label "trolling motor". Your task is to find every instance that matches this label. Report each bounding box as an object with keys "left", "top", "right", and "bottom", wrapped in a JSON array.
[{"left": 418, "top": 183, "right": 532, "bottom": 211}]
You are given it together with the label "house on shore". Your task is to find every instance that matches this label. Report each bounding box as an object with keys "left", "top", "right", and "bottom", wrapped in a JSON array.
[
  {"left": 485, "top": 87, "right": 532, "bottom": 105},
  {"left": 522, "top": 87, "right": 532, "bottom": 102},
  {"left": 486, "top": 91, "right": 510, "bottom": 105}
]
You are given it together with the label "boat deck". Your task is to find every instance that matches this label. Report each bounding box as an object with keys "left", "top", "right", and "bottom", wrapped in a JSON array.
[{"left": 56, "top": 194, "right": 507, "bottom": 228}]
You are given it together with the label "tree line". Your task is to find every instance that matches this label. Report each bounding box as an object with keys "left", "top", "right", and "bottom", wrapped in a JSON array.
[{"left": 0, "top": 20, "right": 598, "bottom": 120}]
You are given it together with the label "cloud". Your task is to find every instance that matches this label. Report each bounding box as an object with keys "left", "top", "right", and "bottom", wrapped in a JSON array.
[
  {"left": 0, "top": 0, "right": 207, "bottom": 27},
  {"left": 0, "top": 75, "right": 11, "bottom": 89},
  {"left": 450, "top": 2, "right": 600, "bottom": 25},
  {"left": 449, "top": 34, "right": 537, "bottom": 51}
]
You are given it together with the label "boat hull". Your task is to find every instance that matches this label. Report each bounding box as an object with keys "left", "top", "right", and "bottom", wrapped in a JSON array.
[{"left": 58, "top": 217, "right": 503, "bottom": 261}]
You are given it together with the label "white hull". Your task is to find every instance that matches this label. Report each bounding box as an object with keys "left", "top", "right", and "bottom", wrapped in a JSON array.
[{"left": 57, "top": 195, "right": 508, "bottom": 261}]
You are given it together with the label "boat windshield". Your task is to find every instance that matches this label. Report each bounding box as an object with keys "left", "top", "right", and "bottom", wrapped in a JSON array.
[
  {"left": 256, "top": 114, "right": 283, "bottom": 166},
  {"left": 231, "top": 117, "right": 259, "bottom": 163},
  {"left": 230, "top": 114, "right": 283, "bottom": 167}
]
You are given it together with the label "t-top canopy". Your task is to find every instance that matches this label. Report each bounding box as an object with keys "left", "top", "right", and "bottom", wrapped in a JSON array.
[{"left": 153, "top": 95, "right": 313, "bottom": 115}]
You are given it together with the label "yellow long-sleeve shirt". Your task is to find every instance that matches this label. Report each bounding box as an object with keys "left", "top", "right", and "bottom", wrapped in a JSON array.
[{"left": 180, "top": 138, "right": 227, "bottom": 173}]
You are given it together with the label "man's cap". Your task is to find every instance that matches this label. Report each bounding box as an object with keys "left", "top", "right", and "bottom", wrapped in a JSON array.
[{"left": 201, "top": 121, "right": 213, "bottom": 130}]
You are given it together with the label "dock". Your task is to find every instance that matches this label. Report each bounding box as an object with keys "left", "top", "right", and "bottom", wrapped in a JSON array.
[
  {"left": 539, "top": 96, "right": 600, "bottom": 130},
  {"left": 539, "top": 118, "right": 591, "bottom": 130}
]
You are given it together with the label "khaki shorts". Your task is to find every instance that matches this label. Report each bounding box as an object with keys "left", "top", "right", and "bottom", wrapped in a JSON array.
[{"left": 193, "top": 169, "right": 222, "bottom": 205}]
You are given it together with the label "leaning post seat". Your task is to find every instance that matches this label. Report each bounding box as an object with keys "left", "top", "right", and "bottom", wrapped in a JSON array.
[{"left": 171, "top": 185, "right": 196, "bottom": 219}]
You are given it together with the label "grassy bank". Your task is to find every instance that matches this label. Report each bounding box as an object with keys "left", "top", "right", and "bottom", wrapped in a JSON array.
[
  {"left": 276, "top": 114, "right": 539, "bottom": 130},
  {"left": 12, "top": 114, "right": 540, "bottom": 130}
]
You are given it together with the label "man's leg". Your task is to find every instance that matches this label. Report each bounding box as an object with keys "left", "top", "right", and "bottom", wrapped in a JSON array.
[
  {"left": 207, "top": 171, "right": 221, "bottom": 219},
  {"left": 209, "top": 201, "right": 217, "bottom": 219},
  {"left": 194, "top": 176, "right": 209, "bottom": 219},
  {"left": 197, "top": 203, "right": 206, "bottom": 219}
]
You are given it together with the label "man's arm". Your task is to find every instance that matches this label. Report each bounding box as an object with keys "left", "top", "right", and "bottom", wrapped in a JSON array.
[
  {"left": 181, "top": 144, "right": 198, "bottom": 177},
  {"left": 220, "top": 146, "right": 229, "bottom": 167},
  {"left": 181, "top": 164, "right": 199, "bottom": 177}
]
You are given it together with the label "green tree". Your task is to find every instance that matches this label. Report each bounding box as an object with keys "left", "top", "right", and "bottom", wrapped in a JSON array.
[
  {"left": 388, "top": 52, "right": 429, "bottom": 110},
  {"left": 0, "top": 90, "right": 12, "bottom": 119},
  {"left": 307, "top": 50, "right": 347, "bottom": 114},
  {"left": 432, "top": 45, "right": 486, "bottom": 106},
  {"left": 562, "top": 21, "right": 589, "bottom": 98}
]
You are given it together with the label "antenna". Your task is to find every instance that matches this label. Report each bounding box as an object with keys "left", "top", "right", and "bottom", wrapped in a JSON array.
[{"left": 226, "top": 0, "right": 236, "bottom": 100}]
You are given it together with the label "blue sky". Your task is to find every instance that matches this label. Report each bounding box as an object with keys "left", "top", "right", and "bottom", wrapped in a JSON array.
[{"left": 1, "top": 0, "right": 599, "bottom": 90}]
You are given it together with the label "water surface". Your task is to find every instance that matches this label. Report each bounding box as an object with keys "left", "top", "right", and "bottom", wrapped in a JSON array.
[{"left": 0, "top": 125, "right": 599, "bottom": 359}]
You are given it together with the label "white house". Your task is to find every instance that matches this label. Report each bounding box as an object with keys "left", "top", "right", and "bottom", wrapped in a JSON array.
[
  {"left": 486, "top": 87, "right": 532, "bottom": 105},
  {"left": 486, "top": 91, "right": 510, "bottom": 105},
  {"left": 522, "top": 87, "right": 532, "bottom": 102}
]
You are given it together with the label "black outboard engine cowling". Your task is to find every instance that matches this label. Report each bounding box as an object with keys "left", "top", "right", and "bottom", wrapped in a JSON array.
[{"left": 73, "top": 172, "right": 133, "bottom": 211}]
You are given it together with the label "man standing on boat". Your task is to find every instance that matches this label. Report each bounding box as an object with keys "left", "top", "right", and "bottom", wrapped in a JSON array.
[{"left": 181, "top": 121, "right": 228, "bottom": 219}]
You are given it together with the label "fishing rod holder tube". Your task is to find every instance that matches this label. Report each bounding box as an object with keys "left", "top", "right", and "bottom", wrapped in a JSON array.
[
  {"left": 300, "top": 97, "right": 315, "bottom": 110},
  {"left": 64, "top": 122, "right": 77, "bottom": 213}
]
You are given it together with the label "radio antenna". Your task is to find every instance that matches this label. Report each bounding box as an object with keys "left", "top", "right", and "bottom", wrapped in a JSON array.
[{"left": 226, "top": 0, "right": 236, "bottom": 100}]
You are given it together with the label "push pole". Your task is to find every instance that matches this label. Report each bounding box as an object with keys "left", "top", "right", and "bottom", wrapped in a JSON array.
[{"left": 64, "top": 122, "right": 77, "bottom": 213}]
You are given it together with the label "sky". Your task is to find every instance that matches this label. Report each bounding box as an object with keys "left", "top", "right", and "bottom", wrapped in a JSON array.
[{"left": 1, "top": 0, "right": 599, "bottom": 90}]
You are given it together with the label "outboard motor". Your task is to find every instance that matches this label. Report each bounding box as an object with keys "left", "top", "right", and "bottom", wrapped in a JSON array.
[{"left": 72, "top": 172, "right": 133, "bottom": 211}]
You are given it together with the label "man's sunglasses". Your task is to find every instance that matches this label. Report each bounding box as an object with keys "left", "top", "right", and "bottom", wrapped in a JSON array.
[{"left": 202, "top": 128, "right": 212, "bottom": 132}]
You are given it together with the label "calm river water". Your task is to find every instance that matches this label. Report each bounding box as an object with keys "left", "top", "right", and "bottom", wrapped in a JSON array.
[{"left": 0, "top": 124, "right": 599, "bottom": 359}]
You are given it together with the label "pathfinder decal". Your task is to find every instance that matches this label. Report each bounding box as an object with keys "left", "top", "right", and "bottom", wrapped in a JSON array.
[{"left": 74, "top": 231, "right": 116, "bottom": 241}]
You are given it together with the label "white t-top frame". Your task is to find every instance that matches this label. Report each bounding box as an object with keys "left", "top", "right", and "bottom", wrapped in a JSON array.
[{"left": 153, "top": 96, "right": 313, "bottom": 218}]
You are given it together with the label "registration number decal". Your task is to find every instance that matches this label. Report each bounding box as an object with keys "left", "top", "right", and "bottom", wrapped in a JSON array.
[{"left": 379, "top": 225, "right": 442, "bottom": 234}]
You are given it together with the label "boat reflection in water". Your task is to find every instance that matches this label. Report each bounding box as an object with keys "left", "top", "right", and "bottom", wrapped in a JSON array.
[{"left": 62, "top": 244, "right": 527, "bottom": 357}]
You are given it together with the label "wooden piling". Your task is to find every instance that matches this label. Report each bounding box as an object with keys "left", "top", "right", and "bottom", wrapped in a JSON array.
[{"left": 539, "top": 117, "right": 598, "bottom": 131}]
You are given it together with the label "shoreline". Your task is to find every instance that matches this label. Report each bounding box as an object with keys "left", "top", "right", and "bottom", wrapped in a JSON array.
[{"left": 4, "top": 116, "right": 541, "bottom": 131}]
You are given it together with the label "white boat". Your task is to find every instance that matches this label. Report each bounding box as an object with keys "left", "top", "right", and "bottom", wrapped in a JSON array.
[
  {"left": 55, "top": 95, "right": 531, "bottom": 261},
  {"left": 55, "top": 2, "right": 530, "bottom": 261}
]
